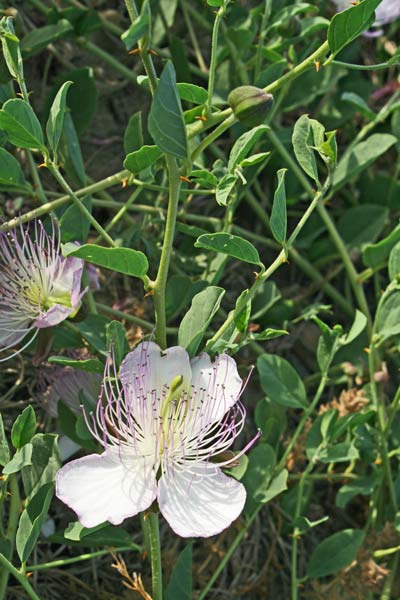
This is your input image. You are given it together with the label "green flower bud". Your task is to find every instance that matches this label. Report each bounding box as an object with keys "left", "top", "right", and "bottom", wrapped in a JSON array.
[{"left": 228, "top": 85, "right": 274, "bottom": 128}]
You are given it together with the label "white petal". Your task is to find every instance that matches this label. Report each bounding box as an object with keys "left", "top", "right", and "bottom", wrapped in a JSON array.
[
  {"left": 120, "top": 341, "right": 192, "bottom": 401},
  {"left": 158, "top": 461, "right": 246, "bottom": 537},
  {"left": 56, "top": 447, "right": 157, "bottom": 528},
  {"left": 190, "top": 353, "right": 243, "bottom": 426}
]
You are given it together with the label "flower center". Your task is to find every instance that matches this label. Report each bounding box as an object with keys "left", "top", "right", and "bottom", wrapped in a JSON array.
[{"left": 24, "top": 281, "right": 72, "bottom": 312}]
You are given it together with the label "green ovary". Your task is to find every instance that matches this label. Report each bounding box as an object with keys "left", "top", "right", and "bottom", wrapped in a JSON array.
[{"left": 25, "top": 282, "right": 72, "bottom": 312}]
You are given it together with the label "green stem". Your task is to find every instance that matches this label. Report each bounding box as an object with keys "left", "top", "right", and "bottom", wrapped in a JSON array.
[
  {"left": 1, "top": 170, "right": 128, "bottom": 232},
  {"left": 254, "top": 0, "right": 272, "bottom": 80},
  {"left": 368, "top": 345, "right": 398, "bottom": 514},
  {"left": 124, "top": 0, "right": 138, "bottom": 22},
  {"left": 206, "top": 185, "right": 325, "bottom": 350},
  {"left": 0, "top": 476, "right": 21, "bottom": 600},
  {"left": 46, "top": 163, "right": 117, "bottom": 247},
  {"left": 291, "top": 458, "right": 317, "bottom": 600},
  {"left": 78, "top": 39, "right": 138, "bottom": 85},
  {"left": 205, "top": 1, "right": 231, "bottom": 114},
  {"left": 96, "top": 303, "right": 177, "bottom": 334},
  {"left": 27, "top": 545, "right": 140, "bottom": 571},
  {"left": 277, "top": 373, "right": 329, "bottom": 472},
  {"left": 266, "top": 128, "right": 372, "bottom": 334},
  {"left": 0, "top": 554, "right": 41, "bottom": 600},
  {"left": 332, "top": 60, "right": 391, "bottom": 71},
  {"left": 153, "top": 156, "right": 182, "bottom": 348},
  {"left": 198, "top": 510, "right": 258, "bottom": 600},
  {"left": 147, "top": 513, "right": 162, "bottom": 600}
]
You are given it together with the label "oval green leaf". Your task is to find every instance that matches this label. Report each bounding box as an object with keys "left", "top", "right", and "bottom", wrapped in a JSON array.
[
  {"left": 195, "top": 233, "right": 262, "bottom": 265},
  {"left": 64, "top": 244, "right": 149, "bottom": 279}
]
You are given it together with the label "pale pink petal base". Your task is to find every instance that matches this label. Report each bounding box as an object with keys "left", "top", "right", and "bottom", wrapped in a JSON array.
[
  {"left": 56, "top": 448, "right": 157, "bottom": 528},
  {"left": 158, "top": 462, "right": 246, "bottom": 538}
]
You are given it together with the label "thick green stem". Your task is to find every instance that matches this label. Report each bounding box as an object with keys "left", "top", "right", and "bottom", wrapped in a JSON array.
[
  {"left": 368, "top": 345, "right": 398, "bottom": 514},
  {"left": 254, "top": 0, "right": 272, "bottom": 80},
  {"left": 153, "top": 156, "right": 182, "bottom": 348},
  {"left": 205, "top": 1, "right": 231, "bottom": 114},
  {"left": 0, "top": 554, "right": 41, "bottom": 600},
  {"left": 147, "top": 513, "right": 163, "bottom": 600},
  {"left": 0, "top": 476, "right": 21, "bottom": 600}
]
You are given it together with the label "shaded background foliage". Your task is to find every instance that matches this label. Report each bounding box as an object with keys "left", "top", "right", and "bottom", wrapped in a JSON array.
[{"left": 0, "top": 0, "right": 400, "bottom": 598}]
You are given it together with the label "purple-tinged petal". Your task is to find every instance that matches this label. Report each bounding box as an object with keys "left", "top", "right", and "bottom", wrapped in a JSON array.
[
  {"left": 190, "top": 353, "right": 243, "bottom": 427},
  {"left": 158, "top": 461, "right": 246, "bottom": 538},
  {"left": 34, "top": 304, "right": 73, "bottom": 328},
  {"left": 56, "top": 447, "right": 157, "bottom": 528}
]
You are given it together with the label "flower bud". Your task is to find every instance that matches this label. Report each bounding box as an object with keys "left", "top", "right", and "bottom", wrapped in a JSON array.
[{"left": 228, "top": 85, "right": 274, "bottom": 128}]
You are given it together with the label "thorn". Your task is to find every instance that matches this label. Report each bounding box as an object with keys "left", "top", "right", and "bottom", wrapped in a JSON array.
[
  {"left": 128, "top": 47, "right": 141, "bottom": 55},
  {"left": 144, "top": 290, "right": 154, "bottom": 298},
  {"left": 38, "top": 162, "right": 47, "bottom": 168},
  {"left": 314, "top": 61, "right": 321, "bottom": 72},
  {"left": 121, "top": 178, "right": 129, "bottom": 188},
  {"left": 195, "top": 115, "right": 207, "bottom": 122},
  {"left": 179, "top": 176, "right": 191, "bottom": 183},
  {"left": 147, "top": 48, "right": 159, "bottom": 56},
  {"left": 26, "top": 572, "right": 33, "bottom": 578},
  {"left": 364, "top": 347, "right": 371, "bottom": 354}
]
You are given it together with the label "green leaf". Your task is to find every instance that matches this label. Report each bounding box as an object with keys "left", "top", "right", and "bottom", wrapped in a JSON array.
[
  {"left": 46, "top": 80, "right": 73, "bottom": 156},
  {"left": 341, "top": 91, "right": 376, "bottom": 120},
  {"left": 257, "top": 354, "right": 308, "bottom": 408},
  {"left": 148, "top": 61, "right": 187, "bottom": 159},
  {"left": 106, "top": 321, "right": 129, "bottom": 368},
  {"left": 270, "top": 168, "right": 287, "bottom": 245},
  {"left": 60, "top": 196, "right": 92, "bottom": 243},
  {"left": 333, "top": 134, "right": 396, "bottom": 189},
  {"left": 342, "top": 310, "right": 367, "bottom": 345},
  {"left": 243, "top": 443, "right": 276, "bottom": 513},
  {"left": 165, "top": 544, "right": 192, "bottom": 600},
  {"left": 261, "top": 469, "right": 288, "bottom": 503},
  {"left": 328, "top": 0, "right": 381, "bottom": 56},
  {"left": 228, "top": 125, "right": 269, "bottom": 172},
  {"left": 293, "top": 516, "right": 329, "bottom": 535},
  {"left": 124, "top": 145, "right": 163, "bottom": 174},
  {"left": 375, "top": 288, "right": 400, "bottom": 343},
  {"left": 306, "top": 529, "right": 365, "bottom": 578},
  {"left": 363, "top": 225, "right": 400, "bottom": 269},
  {"left": 177, "top": 83, "right": 208, "bottom": 104},
  {"left": 0, "top": 147, "right": 29, "bottom": 191},
  {"left": 21, "top": 20, "right": 73, "bottom": 58},
  {"left": 234, "top": 289, "right": 251, "bottom": 333},
  {"left": 54, "top": 522, "right": 134, "bottom": 547},
  {"left": 195, "top": 233, "right": 262, "bottom": 265},
  {"left": 313, "top": 318, "right": 342, "bottom": 373},
  {"left": 292, "top": 114, "right": 319, "bottom": 184},
  {"left": 16, "top": 483, "right": 54, "bottom": 563},
  {"left": 46, "top": 68, "right": 98, "bottom": 135},
  {"left": 389, "top": 241, "right": 400, "bottom": 280},
  {"left": 319, "top": 442, "right": 359, "bottom": 463},
  {"left": 0, "top": 415, "right": 10, "bottom": 467},
  {"left": 59, "top": 112, "right": 86, "bottom": 185},
  {"left": 21, "top": 434, "right": 60, "bottom": 500},
  {"left": 74, "top": 314, "right": 109, "bottom": 355},
  {"left": 3, "top": 444, "right": 33, "bottom": 475},
  {"left": 178, "top": 286, "right": 225, "bottom": 356},
  {"left": 121, "top": 0, "right": 150, "bottom": 50},
  {"left": 215, "top": 173, "right": 238, "bottom": 206},
  {"left": 336, "top": 474, "right": 377, "bottom": 508},
  {"left": 48, "top": 356, "right": 104, "bottom": 373},
  {"left": 11, "top": 406, "right": 37, "bottom": 449},
  {"left": 0, "top": 16, "right": 23, "bottom": 80},
  {"left": 123, "top": 111, "right": 143, "bottom": 155},
  {"left": 338, "top": 204, "right": 389, "bottom": 250},
  {"left": 0, "top": 99, "right": 44, "bottom": 149},
  {"left": 63, "top": 244, "right": 149, "bottom": 280}
]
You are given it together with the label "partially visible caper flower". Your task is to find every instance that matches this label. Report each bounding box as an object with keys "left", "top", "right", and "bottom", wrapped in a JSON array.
[{"left": 228, "top": 85, "right": 274, "bottom": 128}]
